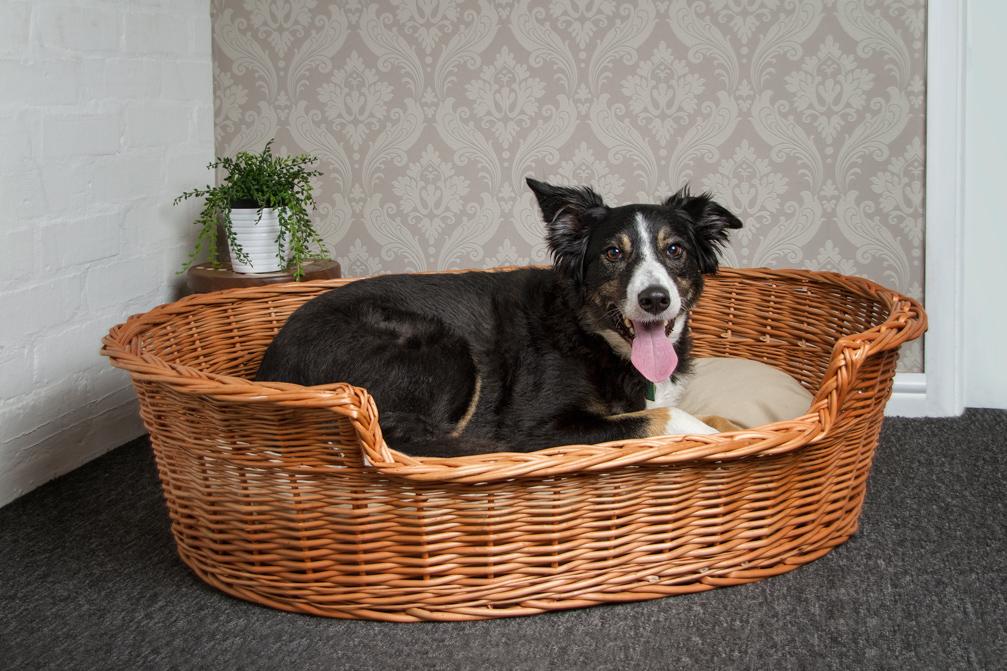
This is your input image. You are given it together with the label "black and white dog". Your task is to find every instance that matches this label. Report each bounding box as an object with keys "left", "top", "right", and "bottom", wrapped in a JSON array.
[{"left": 255, "top": 179, "right": 742, "bottom": 456}]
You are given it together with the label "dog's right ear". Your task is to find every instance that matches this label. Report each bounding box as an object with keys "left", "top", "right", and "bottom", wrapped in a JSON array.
[{"left": 527, "top": 178, "right": 607, "bottom": 281}]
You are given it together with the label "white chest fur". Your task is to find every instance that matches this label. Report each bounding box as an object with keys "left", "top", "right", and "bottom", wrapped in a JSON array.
[
  {"left": 643, "top": 373, "right": 718, "bottom": 435},
  {"left": 644, "top": 374, "right": 689, "bottom": 410}
]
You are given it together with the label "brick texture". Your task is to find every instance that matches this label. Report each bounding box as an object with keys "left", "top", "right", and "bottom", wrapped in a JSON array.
[{"left": 0, "top": 0, "right": 214, "bottom": 507}]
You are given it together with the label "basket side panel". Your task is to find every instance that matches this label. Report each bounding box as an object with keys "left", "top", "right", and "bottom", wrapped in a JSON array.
[
  {"left": 693, "top": 271, "right": 892, "bottom": 392},
  {"left": 814, "top": 346, "right": 901, "bottom": 527},
  {"left": 134, "top": 381, "right": 407, "bottom": 600},
  {"left": 137, "top": 291, "right": 323, "bottom": 378},
  {"left": 157, "top": 449, "right": 872, "bottom": 620}
]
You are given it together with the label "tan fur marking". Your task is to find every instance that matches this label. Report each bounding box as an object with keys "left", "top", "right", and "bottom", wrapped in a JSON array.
[
  {"left": 698, "top": 415, "right": 744, "bottom": 432},
  {"left": 450, "top": 375, "right": 481, "bottom": 437},
  {"left": 644, "top": 407, "right": 671, "bottom": 436},
  {"left": 656, "top": 226, "right": 676, "bottom": 250},
  {"left": 609, "top": 407, "right": 670, "bottom": 437},
  {"left": 616, "top": 232, "right": 633, "bottom": 255},
  {"left": 596, "top": 276, "right": 622, "bottom": 307}
]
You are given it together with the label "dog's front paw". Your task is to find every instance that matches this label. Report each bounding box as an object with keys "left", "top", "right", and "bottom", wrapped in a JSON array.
[{"left": 662, "top": 408, "right": 720, "bottom": 436}]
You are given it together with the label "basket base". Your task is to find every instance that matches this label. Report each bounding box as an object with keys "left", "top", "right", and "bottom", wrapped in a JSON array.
[{"left": 176, "top": 533, "right": 853, "bottom": 622}]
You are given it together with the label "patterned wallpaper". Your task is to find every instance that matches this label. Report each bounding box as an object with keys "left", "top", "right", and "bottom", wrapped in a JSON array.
[{"left": 211, "top": 0, "right": 925, "bottom": 371}]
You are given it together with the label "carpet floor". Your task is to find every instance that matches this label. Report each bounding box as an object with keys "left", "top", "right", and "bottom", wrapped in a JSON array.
[{"left": 1, "top": 409, "right": 1005, "bottom": 670}]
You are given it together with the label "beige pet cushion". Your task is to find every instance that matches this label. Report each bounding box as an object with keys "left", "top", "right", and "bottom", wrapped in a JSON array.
[{"left": 679, "top": 357, "right": 814, "bottom": 430}]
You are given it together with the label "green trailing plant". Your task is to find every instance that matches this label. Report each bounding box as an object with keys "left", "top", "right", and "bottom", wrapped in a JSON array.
[{"left": 174, "top": 140, "right": 327, "bottom": 280}]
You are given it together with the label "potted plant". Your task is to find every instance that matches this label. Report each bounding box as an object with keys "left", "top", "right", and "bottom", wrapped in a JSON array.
[{"left": 174, "top": 140, "right": 328, "bottom": 280}]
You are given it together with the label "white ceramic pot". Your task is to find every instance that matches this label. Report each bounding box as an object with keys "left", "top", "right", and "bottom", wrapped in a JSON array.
[{"left": 228, "top": 207, "right": 288, "bottom": 274}]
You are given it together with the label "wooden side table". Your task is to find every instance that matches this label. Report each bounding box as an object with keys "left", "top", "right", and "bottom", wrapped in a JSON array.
[{"left": 186, "top": 259, "right": 342, "bottom": 294}]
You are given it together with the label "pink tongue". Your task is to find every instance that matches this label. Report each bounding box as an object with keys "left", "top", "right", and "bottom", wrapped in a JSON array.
[{"left": 630, "top": 321, "right": 678, "bottom": 383}]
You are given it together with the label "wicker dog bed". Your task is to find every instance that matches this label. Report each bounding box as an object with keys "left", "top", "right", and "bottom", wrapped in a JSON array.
[{"left": 102, "top": 267, "right": 925, "bottom": 621}]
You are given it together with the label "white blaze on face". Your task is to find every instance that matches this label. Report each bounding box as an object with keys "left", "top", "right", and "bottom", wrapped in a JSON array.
[
  {"left": 621, "top": 213, "right": 687, "bottom": 383},
  {"left": 624, "top": 212, "right": 681, "bottom": 323}
]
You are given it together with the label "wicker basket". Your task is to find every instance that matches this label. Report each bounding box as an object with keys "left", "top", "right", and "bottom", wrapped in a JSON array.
[{"left": 101, "top": 268, "right": 925, "bottom": 622}]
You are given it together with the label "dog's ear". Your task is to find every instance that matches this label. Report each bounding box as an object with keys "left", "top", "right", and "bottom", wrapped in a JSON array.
[
  {"left": 665, "top": 186, "right": 742, "bottom": 274},
  {"left": 527, "top": 178, "right": 607, "bottom": 281}
]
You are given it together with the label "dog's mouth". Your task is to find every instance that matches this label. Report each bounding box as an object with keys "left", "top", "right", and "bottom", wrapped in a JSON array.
[
  {"left": 608, "top": 305, "right": 676, "bottom": 343},
  {"left": 607, "top": 304, "right": 680, "bottom": 383}
]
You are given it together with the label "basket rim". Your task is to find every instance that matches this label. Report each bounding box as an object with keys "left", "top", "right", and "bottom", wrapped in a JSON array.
[{"left": 101, "top": 267, "right": 926, "bottom": 484}]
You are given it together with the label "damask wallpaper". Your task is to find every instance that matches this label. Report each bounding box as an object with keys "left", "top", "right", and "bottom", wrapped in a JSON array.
[{"left": 211, "top": 0, "right": 925, "bottom": 371}]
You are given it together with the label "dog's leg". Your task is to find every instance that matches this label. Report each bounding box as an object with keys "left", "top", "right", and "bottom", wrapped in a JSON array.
[
  {"left": 657, "top": 408, "right": 720, "bottom": 436},
  {"left": 527, "top": 407, "right": 718, "bottom": 449},
  {"left": 380, "top": 411, "right": 502, "bottom": 457},
  {"left": 614, "top": 407, "right": 719, "bottom": 437}
]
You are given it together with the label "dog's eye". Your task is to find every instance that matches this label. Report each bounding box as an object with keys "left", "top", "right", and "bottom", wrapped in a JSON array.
[
  {"left": 603, "top": 246, "right": 623, "bottom": 262},
  {"left": 666, "top": 243, "right": 684, "bottom": 259}
]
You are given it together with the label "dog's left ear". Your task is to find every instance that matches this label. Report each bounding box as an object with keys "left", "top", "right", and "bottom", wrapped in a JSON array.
[
  {"left": 527, "top": 178, "right": 607, "bottom": 282},
  {"left": 665, "top": 187, "right": 743, "bottom": 274}
]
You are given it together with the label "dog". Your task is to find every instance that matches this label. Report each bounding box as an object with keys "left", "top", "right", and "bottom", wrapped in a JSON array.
[{"left": 255, "top": 178, "right": 742, "bottom": 456}]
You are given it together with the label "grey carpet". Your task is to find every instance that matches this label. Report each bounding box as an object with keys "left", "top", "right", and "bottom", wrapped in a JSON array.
[{"left": 1, "top": 409, "right": 1005, "bottom": 671}]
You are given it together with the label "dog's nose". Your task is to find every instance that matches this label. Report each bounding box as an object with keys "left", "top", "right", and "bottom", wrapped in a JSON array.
[{"left": 638, "top": 286, "right": 671, "bottom": 315}]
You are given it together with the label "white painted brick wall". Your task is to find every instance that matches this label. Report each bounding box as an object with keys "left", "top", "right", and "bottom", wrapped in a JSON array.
[
  {"left": 0, "top": 0, "right": 214, "bottom": 507},
  {"left": 42, "top": 112, "right": 122, "bottom": 157}
]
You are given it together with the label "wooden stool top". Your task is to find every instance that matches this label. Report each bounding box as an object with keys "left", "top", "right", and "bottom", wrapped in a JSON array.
[{"left": 186, "top": 259, "right": 342, "bottom": 293}]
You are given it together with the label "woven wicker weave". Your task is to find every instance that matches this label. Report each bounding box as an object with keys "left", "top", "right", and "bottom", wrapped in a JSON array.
[{"left": 101, "top": 267, "right": 925, "bottom": 621}]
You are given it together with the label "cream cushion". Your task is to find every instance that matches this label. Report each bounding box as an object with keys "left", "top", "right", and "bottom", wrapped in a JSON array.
[{"left": 678, "top": 357, "right": 815, "bottom": 430}]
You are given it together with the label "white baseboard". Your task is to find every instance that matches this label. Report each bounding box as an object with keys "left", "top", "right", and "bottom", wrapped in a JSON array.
[{"left": 885, "top": 372, "right": 964, "bottom": 417}]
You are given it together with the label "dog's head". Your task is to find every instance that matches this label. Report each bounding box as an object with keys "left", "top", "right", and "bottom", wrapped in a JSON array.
[{"left": 527, "top": 177, "right": 742, "bottom": 382}]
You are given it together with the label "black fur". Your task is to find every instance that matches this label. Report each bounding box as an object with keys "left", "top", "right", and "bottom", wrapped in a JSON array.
[
  {"left": 665, "top": 186, "right": 743, "bottom": 274},
  {"left": 528, "top": 177, "right": 607, "bottom": 284},
  {"left": 255, "top": 180, "right": 742, "bottom": 456}
]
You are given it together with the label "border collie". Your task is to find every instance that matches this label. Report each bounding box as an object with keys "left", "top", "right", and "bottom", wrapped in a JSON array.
[{"left": 255, "top": 178, "right": 742, "bottom": 456}]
